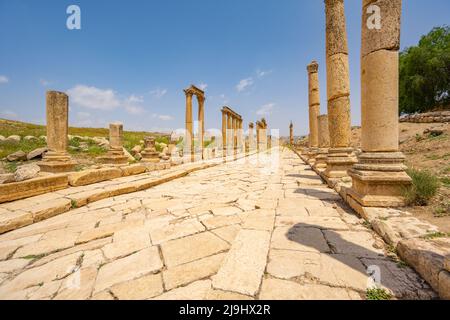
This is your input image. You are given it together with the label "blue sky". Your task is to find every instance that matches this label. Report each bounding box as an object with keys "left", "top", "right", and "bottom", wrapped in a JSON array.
[{"left": 0, "top": 0, "right": 449, "bottom": 136}]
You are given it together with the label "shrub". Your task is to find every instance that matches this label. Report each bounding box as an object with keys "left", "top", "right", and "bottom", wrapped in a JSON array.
[
  {"left": 404, "top": 169, "right": 441, "bottom": 205},
  {"left": 366, "top": 288, "right": 392, "bottom": 300}
]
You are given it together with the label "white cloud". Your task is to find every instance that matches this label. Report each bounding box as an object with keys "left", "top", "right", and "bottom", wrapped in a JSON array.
[
  {"left": 39, "top": 79, "right": 51, "bottom": 86},
  {"left": 256, "top": 103, "right": 275, "bottom": 116},
  {"left": 150, "top": 88, "right": 168, "bottom": 99},
  {"left": 153, "top": 114, "right": 173, "bottom": 121},
  {"left": 0, "top": 75, "right": 9, "bottom": 84},
  {"left": 236, "top": 78, "right": 254, "bottom": 92},
  {"left": 68, "top": 85, "right": 120, "bottom": 110},
  {"left": 0, "top": 110, "right": 18, "bottom": 119},
  {"left": 256, "top": 69, "right": 272, "bottom": 78},
  {"left": 123, "top": 95, "right": 146, "bottom": 115},
  {"left": 198, "top": 83, "right": 208, "bottom": 91}
]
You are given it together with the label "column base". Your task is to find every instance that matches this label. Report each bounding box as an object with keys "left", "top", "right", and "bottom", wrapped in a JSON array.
[
  {"left": 323, "top": 147, "right": 357, "bottom": 179},
  {"left": 141, "top": 150, "right": 160, "bottom": 163},
  {"left": 39, "top": 152, "right": 77, "bottom": 173},
  {"left": 347, "top": 152, "right": 412, "bottom": 207},
  {"left": 313, "top": 148, "right": 328, "bottom": 170},
  {"left": 97, "top": 149, "right": 129, "bottom": 165},
  {"left": 306, "top": 147, "right": 319, "bottom": 165}
]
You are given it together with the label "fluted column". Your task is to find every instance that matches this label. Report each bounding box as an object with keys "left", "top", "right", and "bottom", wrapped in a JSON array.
[
  {"left": 348, "top": 0, "right": 411, "bottom": 207},
  {"left": 307, "top": 61, "right": 320, "bottom": 163},
  {"left": 323, "top": 0, "right": 357, "bottom": 179},
  {"left": 39, "top": 91, "right": 76, "bottom": 173}
]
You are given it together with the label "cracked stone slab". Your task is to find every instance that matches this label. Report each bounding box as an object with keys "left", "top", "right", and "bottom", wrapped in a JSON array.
[
  {"left": 271, "top": 226, "right": 330, "bottom": 253},
  {"left": 160, "top": 232, "right": 229, "bottom": 267},
  {"left": 212, "top": 229, "right": 271, "bottom": 296}
]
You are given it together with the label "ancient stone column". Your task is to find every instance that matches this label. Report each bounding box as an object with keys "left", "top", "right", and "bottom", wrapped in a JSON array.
[
  {"left": 248, "top": 122, "right": 255, "bottom": 152},
  {"left": 314, "top": 115, "right": 330, "bottom": 170},
  {"left": 141, "top": 136, "right": 160, "bottom": 163},
  {"left": 348, "top": 0, "right": 411, "bottom": 207},
  {"left": 227, "top": 113, "right": 233, "bottom": 156},
  {"left": 185, "top": 91, "right": 194, "bottom": 162},
  {"left": 323, "top": 0, "right": 357, "bottom": 179},
  {"left": 198, "top": 95, "right": 205, "bottom": 160},
  {"left": 307, "top": 61, "right": 320, "bottom": 162},
  {"left": 39, "top": 91, "right": 76, "bottom": 173},
  {"left": 289, "top": 122, "right": 294, "bottom": 146},
  {"left": 97, "top": 123, "right": 128, "bottom": 165},
  {"left": 233, "top": 116, "right": 238, "bottom": 156},
  {"left": 222, "top": 110, "right": 227, "bottom": 158},
  {"left": 238, "top": 119, "right": 244, "bottom": 153}
]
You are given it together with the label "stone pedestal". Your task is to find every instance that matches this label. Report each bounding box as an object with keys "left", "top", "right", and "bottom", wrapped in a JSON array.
[
  {"left": 348, "top": 0, "right": 411, "bottom": 207},
  {"left": 141, "top": 137, "right": 160, "bottom": 163},
  {"left": 39, "top": 91, "right": 77, "bottom": 173},
  {"left": 323, "top": 0, "right": 357, "bottom": 179},
  {"left": 97, "top": 123, "right": 128, "bottom": 165}
]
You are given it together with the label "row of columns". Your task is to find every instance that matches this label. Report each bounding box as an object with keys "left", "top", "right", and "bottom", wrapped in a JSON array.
[
  {"left": 221, "top": 107, "right": 244, "bottom": 157},
  {"left": 304, "top": 0, "right": 410, "bottom": 207}
]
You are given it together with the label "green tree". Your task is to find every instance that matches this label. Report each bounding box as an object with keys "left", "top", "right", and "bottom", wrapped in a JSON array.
[{"left": 399, "top": 26, "right": 450, "bottom": 114}]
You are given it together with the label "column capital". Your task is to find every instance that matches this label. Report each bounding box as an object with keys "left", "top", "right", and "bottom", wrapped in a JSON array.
[{"left": 307, "top": 61, "right": 319, "bottom": 74}]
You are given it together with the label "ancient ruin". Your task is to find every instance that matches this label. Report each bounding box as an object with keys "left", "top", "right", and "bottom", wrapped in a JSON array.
[
  {"left": 184, "top": 85, "right": 205, "bottom": 162},
  {"left": 347, "top": 0, "right": 412, "bottom": 207},
  {"left": 221, "top": 107, "right": 243, "bottom": 157},
  {"left": 306, "top": 61, "right": 320, "bottom": 164},
  {"left": 313, "top": 114, "right": 330, "bottom": 170},
  {"left": 38, "top": 91, "right": 77, "bottom": 173},
  {"left": 323, "top": 0, "right": 356, "bottom": 180},
  {"left": 248, "top": 122, "right": 255, "bottom": 152},
  {"left": 141, "top": 136, "right": 160, "bottom": 163},
  {"left": 97, "top": 123, "right": 129, "bottom": 165},
  {"left": 289, "top": 122, "right": 294, "bottom": 146}
]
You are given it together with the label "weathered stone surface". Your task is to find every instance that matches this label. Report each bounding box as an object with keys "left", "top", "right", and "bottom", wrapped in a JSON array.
[
  {"left": 110, "top": 274, "right": 164, "bottom": 300},
  {"left": 271, "top": 226, "right": 330, "bottom": 253},
  {"left": 120, "top": 164, "right": 147, "bottom": 177},
  {"left": 0, "top": 210, "right": 33, "bottom": 235},
  {"left": 13, "top": 230, "right": 79, "bottom": 258},
  {"left": 0, "top": 258, "right": 29, "bottom": 273},
  {"left": 150, "top": 220, "right": 205, "bottom": 245},
  {"left": 0, "top": 252, "right": 82, "bottom": 296},
  {"left": 323, "top": 230, "right": 383, "bottom": 257},
  {"left": 161, "top": 232, "right": 229, "bottom": 267},
  {"left": 153, "top": 280, "right": 212, "bottom": 300},
  {"left": 361, "top": 0, "right": 402, "bottom": 57},
  {"left": 259, "top": 278, "right": 356, "bottom": 300},
  {"left": 27, "top": 147, "right": 48, "bottom": 160},
  {"left": 212, "top": 229, "right": 271, "bottom": 296},
  {"left": 14, "top": 164, "right": 41, "bottom": 182},
  {"left": 0, "top": 173, "right": 15, "bottom": 184},
  {"left": 68, "top": 168, "right": 122, "bottom": 187},
  {"left": 397, "top": 238, "right": 449, "bottom": 293},
  {"left": 30, "top": 198, "right": 72, "bottom": 222},
  {"left": 163, "top": 253, "right": 225, "bottom": 290},
  {"left": 7, "top": 151, "right": 27, "bottom": 162},
  {"left": 439, "top": 270, "right": 450, "bottom": 300},
  {"left": 94, "top": 247, "right": 163, "bottom": 293},
  {"left": 203, "top": 215, "right": 241, "bottom": 230},
  {"left": 54, "top": 266, "right": 97, "bottom": 300},
  {"left": 5, "top": 135, "right": 21, "bottom": 143},
  {"left": 0, "top": 174, "right": 68, "bottom": 204},
  {"left": 206, "top": 289, "right": 253, "bottom": 300}
]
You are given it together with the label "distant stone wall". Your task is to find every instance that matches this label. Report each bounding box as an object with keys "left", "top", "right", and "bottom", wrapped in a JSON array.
[{"left": 400, "top": 111, "right": 450, "bottom": 123}]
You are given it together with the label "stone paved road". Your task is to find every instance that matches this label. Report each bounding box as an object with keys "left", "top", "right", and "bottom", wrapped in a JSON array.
[{"left": 0, "top": 148, "right": 436, "bottom": 300}]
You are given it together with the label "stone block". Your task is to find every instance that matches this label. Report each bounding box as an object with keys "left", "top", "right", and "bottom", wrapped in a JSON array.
[
  {"left": 68, "top": 168, "right": 122, "bottom": 187},
  {"left": 0, "top": 174, "right": 68, "bottom": 204}
]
